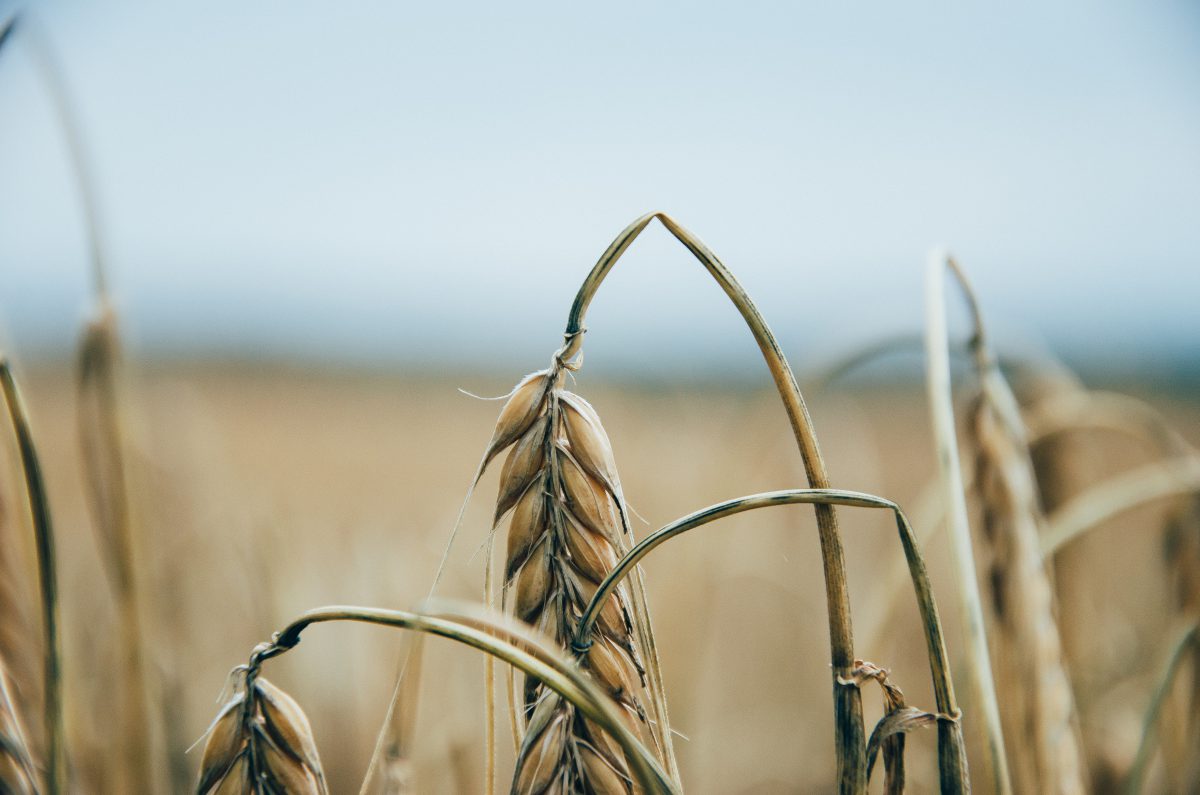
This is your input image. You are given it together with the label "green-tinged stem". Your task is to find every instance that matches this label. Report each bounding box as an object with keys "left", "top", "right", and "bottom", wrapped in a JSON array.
[
  {"left": 1125, "top": 622, "right": 1200, "bottom": 795},
  {"left": 0, "top": 360, "right": 66, "bottom": 794},
  {"left": 563, "top": 211, "right": 864, "bottom": 793},
  {"left": 925, "top": 251, "right": 1011, "bottom": 795},
  {"left": 256, "top": 606, "right": 677, "bottom": 795},
  {"left": 575, "top": 488, "right": 968, "bottom": 793}
]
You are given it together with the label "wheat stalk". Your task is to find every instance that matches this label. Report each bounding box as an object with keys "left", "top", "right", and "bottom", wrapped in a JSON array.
[
  {"left": 76, "top": 300, "right": 158, "bottom": 793},
  {"left": 560, "top": 211, "right": 865, "bottom": 792},
  {"left": 925, "top": 251, "right": 1011, "bottom": 795},
  {"left": 0, "top": 360, "right": 65, "bottom": 794},
  {"left": 934, "top": 255, "right": 1086, "bottom": 792},
  {"left": 575, "top": 487, "right": 970, "bottom": 792},
  {"left": 1124, "top": 621, "right": 1200, "bottom": 794},
  {"left": 229, "top": 603, "right": 676, "bottom": 794}
]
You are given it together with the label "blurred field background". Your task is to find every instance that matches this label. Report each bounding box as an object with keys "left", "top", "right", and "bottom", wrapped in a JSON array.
[
  {"left": 1, "top": 359, "right": 1195, "bottom": 792},
  {"left": 2, "top": 0, "right": 1199, "bottom": 792}
]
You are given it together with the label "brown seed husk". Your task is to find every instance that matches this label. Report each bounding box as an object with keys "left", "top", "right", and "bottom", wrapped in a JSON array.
[
  {"left": 196, "top": 675, "right": 327, "bottom": 795},
  {"left": 484, "top": 375, "right": 650, "bottom": 793},
  {"left": 481, "top": 370, "right": 551, "bottom": 476}
]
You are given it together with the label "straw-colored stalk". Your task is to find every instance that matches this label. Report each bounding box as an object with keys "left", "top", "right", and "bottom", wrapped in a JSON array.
[
  {"left": 924, "top": 251, "right": 1011, "bottom": 795},
  {"left": 561, "top": 212, "right": 864, "bottom": 792},
  {"left": 574, "top": 488, "right": 969, "bottom": 792},
  {"left": 0, "top": 360, "right": 65, "bottom": 795},
  {"left": 77, "top": 301, "right": 157, "bottom": 793},
  {"left": 0, "top": 359, "right": 40, "bottom": 795},
  {"left": 0, "top": 425, "right": 41, "bottom": 760},
  {"left": 1124, "top": 621, "right": 1200, "bottom": 795},
  {"left": 935, "top": 255, "right": 1086, "bottom": 793},
  {"left": 219, "top": 604, "right": 676, "bottom": 794},
  {"left": 478, "top": 365, "right": 664, "bottom": 793}
]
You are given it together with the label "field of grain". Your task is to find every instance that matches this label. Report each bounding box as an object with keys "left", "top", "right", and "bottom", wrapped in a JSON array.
[{"left": 3, "top": 361, "right": 1195, "bottom": 793}]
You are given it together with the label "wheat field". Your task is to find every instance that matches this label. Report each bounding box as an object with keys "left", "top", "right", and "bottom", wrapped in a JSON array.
[{"left": 1, "top": 359, "right": 1194, "bottom": 793}]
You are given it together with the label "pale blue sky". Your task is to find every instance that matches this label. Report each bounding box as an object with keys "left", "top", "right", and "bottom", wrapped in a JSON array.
[{"left": 1, "top": 1, "right": 1198, "bottom": 379}]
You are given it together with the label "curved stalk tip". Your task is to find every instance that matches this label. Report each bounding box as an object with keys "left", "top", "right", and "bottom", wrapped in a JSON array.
[{"left": 563, "top": 211, "right": 865, "bottom": 792}]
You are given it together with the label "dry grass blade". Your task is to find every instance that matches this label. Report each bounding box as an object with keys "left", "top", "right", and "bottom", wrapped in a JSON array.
[
  {"left": 843, "top": 661, "right": 940, "bottom": 794},
  {"left": 481, "top": 365, "right": 657, "bottom": 793},
  {"left": 0, "top": 359, "right": 65, "bottom": 795},
  {"left": 924, "top": 250, "right": 1011, "bottom": 795},
  {"left": 196, "top": 669, "right": 328, "bottom": 795}
]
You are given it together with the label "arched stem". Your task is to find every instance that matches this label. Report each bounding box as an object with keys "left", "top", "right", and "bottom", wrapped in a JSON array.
[
  {"left": 256, "top": 605, "right": 677, "bottom": 795},
  {"left": 562, "top": 211, "right": 864, "bottom": 792},
  {"left": 575, "top": 488, "right": 968, "bottom": 793}
]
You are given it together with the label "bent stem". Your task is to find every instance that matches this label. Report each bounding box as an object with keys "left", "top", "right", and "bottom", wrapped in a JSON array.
[
  {"left": 0, "top": 359, "right": 66, "bottom": 794},
  {"left": 1042, "top": 456, "right": 1200, "bottom": 557},
  {"left": 1125, "top": 622, "right": 1200, "bottom": 795},
  {"left": 255, "top": 605, "right": 676, "bottom": 795},
  {"left": 563, "top": 211, "right": 864, "bottom": 792},
  {"left": 925, "top": 251, "right": 1011, "bottom": 795},
  {"left": 575, "top": 488, "right": 968, "bottom": 793}
]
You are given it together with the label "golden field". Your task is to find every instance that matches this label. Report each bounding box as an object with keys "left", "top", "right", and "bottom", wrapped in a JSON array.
[{"left": 3, "top": 361, "right": 1197, "bottom": 793}]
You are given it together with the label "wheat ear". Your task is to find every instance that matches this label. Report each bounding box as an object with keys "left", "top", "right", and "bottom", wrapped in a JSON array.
[
  {"left": 479, "top": 363, "right": 657, "bottom": 794},
  {"left": 196, "top": 652, "right": 328, "bottom": 795}
]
